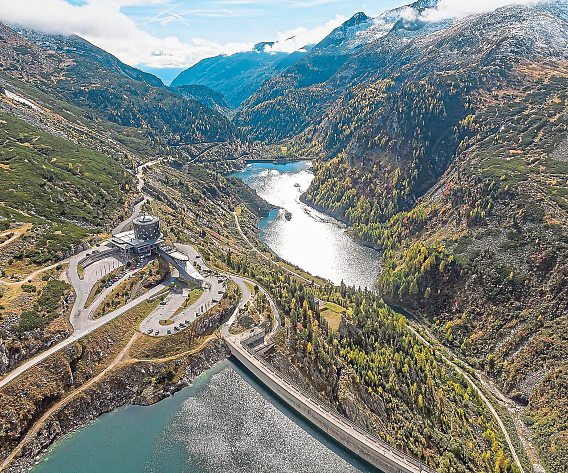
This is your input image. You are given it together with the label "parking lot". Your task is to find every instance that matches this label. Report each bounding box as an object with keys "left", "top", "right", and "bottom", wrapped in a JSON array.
[{"left": 139, "top": 274, "right": 227, "bottom": 336}]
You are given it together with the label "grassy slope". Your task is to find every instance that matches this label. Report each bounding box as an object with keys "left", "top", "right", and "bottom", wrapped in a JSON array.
[{"left": 0, "top": 113, "right": 131, "bottom": 263}]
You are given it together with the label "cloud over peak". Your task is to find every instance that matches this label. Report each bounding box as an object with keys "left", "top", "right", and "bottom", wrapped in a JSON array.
[
  {"left": 0, "top": 0, "right": 350, "bottom": 69},
  {"left": 410, "top": 0, "right": 547, "bottom": 23}
]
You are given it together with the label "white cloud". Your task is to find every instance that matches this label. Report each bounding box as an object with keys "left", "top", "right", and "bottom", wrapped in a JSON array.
[
  {"left": 265, "top": 14, "right": 346, "bottom": 52},
  {"left": 418, "top": 0, "right": 546, "bottom": 22},
  {"left": 399, "top": 6, "right": 418, "bottom": 22},
  {"left": 0, "top": 0, "right": 348, "bottom": 68},
  {"left": 0, "top": 0, "right": 252, "bottom": 68},
  {"left": 0, "top": 0, "right": 348, "bottom": 67}
]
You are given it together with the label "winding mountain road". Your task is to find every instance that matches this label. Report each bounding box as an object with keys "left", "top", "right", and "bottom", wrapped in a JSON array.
[
  {"left": 0, "top": 279, "right": 170, "bottom": 391},
  {"left": 231, "top": 210, "right": 527, "bottom": 473},
  {"left": 0, "top": 159, "right": 166, "bottom": 391},
  {"left": 112, "top": 159, "right": 161, "bottom": 236},
  {"left": 0, "top": 158, "right": 528, "bottom": 473}
]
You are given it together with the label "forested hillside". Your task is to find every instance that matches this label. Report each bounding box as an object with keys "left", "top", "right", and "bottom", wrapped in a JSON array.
[
  {"left": 236, "top": 1, "right": 450, "bottom": 141},
  {"left": 171, "top": 84, "right": 231, "bottom": 115},
  {"left": 222, "top": 256, "right": 520, "bottom": 473},
  {"left": 235, "top": 2, "right": 568, "bottom": 471},
  {"left": 0, "top": 0, "right": 566, "bottom": 471},
  {"left": 0, "top": 23, "right": 239, "bottom": 147},
  {"left": 172, "top": 44, "right": 306, "bottom": 108}
]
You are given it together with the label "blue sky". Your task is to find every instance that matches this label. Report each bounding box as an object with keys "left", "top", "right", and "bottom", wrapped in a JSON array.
[
  {"left": 0, "top": 0, "right": 404, "bottom": 82},
  {"left": 121, "top": 0, "right": 403, "bottom": 81},
  {"left": 122, "top": 0, "right": 402, "bottom": 46},
  {"left": 0, "top": 0, "right": 539, "bottom": 83}
]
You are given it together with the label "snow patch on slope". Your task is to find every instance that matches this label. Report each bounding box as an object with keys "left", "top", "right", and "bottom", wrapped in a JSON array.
[
  {"left": 3, "top": 89, "right": 40, "bottom": 110},
  {"left": 348, "top": 0, "right": 449, "bottom": 48}
]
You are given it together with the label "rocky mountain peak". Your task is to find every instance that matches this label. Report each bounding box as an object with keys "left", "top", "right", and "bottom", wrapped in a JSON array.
[
  {"left": 253, "top": 41, "right": 275, "bottom": 53},
  {"left": 345, "top": 12, "right": 371, "bottom": 26}
]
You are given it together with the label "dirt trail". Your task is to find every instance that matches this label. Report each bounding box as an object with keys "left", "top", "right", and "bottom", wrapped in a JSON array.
[
  {"left": 0, "top": 223, "right": 32, "bottom": 250},
  {"left": 0, "top": 261, "right": 66, "bottom": 287},
  {"left": 0, "top": 332, "right": 140, "bottom": 472},
  {"left": 128, "top": 333, "right": 218, "bottom": 364},
  {"left": 0, "top": 331, "right": 222, "bottom": 472}
]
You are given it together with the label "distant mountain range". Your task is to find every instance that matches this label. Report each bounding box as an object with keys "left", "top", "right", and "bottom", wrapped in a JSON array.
[
  {"left": 169, "top": 0, "right": 447, "bottom": 110},
  {"left": 171, "top": 41, "right": 309, "bottom": 108},
  {"left": 0, "top": 1, "right": 567, "bottom": 471}
]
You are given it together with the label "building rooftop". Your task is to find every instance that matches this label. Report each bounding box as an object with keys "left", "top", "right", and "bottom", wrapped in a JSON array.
[
  {"left": 111, "top": 229, "right": 164, "bottom": 251},
  {"left": 134, "top": 215, "right": 159, "bottom": 225}
]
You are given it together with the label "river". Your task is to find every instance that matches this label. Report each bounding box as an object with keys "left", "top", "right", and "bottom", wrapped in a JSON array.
[
  {"left": 32, "top": 161, "right": 381, "bottom": 473},
  {"left": 232, "top": 161, "right": 381, "bottom": 289}
]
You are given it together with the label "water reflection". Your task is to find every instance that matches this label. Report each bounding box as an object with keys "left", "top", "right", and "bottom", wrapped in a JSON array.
[
  {"left": 151, "top": 363, "right": 374, "bottom": 473},
  {"left": 33, "top": 362, "right": 374, "bottom": 473},
  {"left": 232, "top": 161, "right": 381, "bottom": 289}
]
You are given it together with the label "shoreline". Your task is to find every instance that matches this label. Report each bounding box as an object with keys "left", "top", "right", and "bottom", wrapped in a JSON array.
[
  {"left": 7, "top": 339, "right": 231, "bottom": 473},
  {"left": 298, "top": 194, "right": 384, "bottom": 253},
  {"left": 232, "top": 163, "right": 384, "bottom": 288},
  {"left": 243, "top": 157, "right": 313, "bottom": 164}
]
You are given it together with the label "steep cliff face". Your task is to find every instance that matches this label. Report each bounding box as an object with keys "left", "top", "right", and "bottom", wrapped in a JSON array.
[
  {"left": 4, "top": 340, "right": 230, "bottom": 473},
  {"left": 236, "top": 2, "right": 568, "bottom": 471}
]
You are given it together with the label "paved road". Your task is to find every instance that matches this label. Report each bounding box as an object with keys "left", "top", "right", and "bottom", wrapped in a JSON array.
[
  {"left": 112, "top": 159, "right": 161, "bottom": 236},
  {"left": 137, "top": 244, "right": 228, "bottom": 336},
  {"left": 2, "top": 157, "right": 527, "bottom": 473},
  {"left": 225, "top": 335, "right": 432, "bottom": 473},
  {"left": 219, "top": 275, "right": 279, "bottom": 342},
  {"left": 139, "top": 274, "right": 226, "bottom": 336},
  {"left": 0, "top": 280, "right": 169, "bottom": 391},
  {"left": 67, "top": 250, "right": 139, "bottom": 332},
  {"left": 0, "top": 158, "right": 168, "bottom": 390},
  {"left": 221, "top": 309, "right": 431, "bottom": 473}
]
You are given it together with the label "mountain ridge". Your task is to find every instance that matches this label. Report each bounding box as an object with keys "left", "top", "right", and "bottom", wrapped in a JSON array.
[{"left": 171, "top": 46, "right": 307, "bottom": 108}]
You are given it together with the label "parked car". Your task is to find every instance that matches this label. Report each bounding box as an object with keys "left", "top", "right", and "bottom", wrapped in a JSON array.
[{"left": 167, "top": 330, "right": 172, "bottom": 335}]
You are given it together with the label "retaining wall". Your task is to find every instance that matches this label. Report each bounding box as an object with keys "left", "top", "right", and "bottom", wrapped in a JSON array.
[
  {"left": 78, "top": 248, "right": 118, "bottom": 269},
  {"left": 226, "top": 337, "right": 433, "bottom": 473}
]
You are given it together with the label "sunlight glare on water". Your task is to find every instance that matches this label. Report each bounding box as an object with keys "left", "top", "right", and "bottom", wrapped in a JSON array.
[
  {"left": 232, "top": 161, "right": 381, "bottom": 289},
  {"left": 150, "top": 366, "right": 371, "bottom": 473},
  {"left": 33, "top": 362, "right": 375, "bottom": 473}
]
